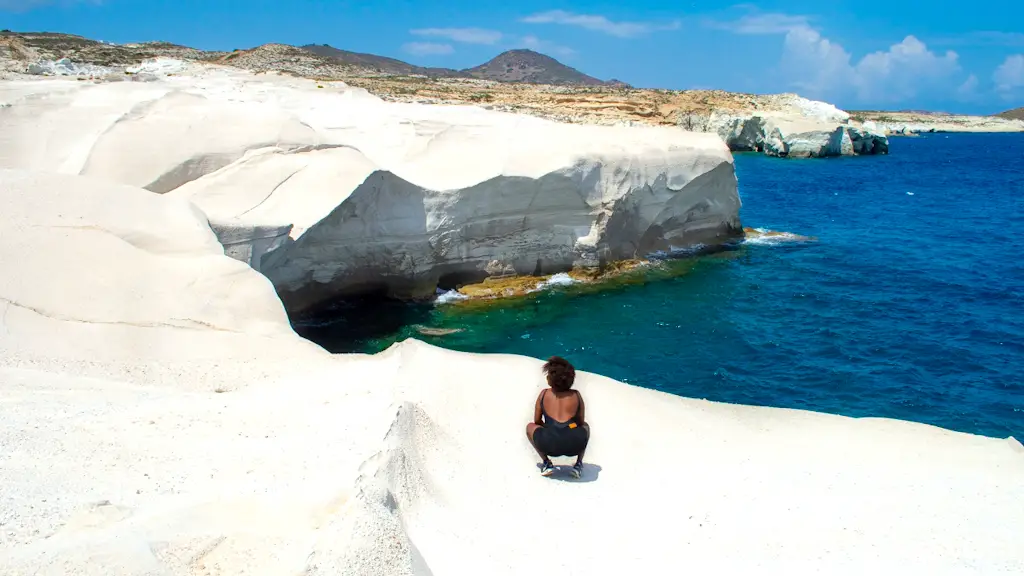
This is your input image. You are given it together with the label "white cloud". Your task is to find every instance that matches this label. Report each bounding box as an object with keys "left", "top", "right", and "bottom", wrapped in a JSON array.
[
  {"left": 956, "top": 74, "right": 979, "bottom": 100},
  {"left": 709, "top": 7, "right": 968, "bottom": 104},
  {"left": 521, "top": 10, "right": 678, "bottom": 38},
  {"left": 402, "top": 42, "right": 455, "bottom": 56},
  {"left": 410, "top": 27, "right": 502, "bottom": 45},
  {"left": 751, "top": 22, "right": 961, "bottom": 102},
  {"left": 516, "top": 35, "right": 576, "bottom": 58},
  {"left": 993, "top": 54, "right": 1024, "bottom": 96},
  {"left": 778, "top": 26, "right": 853, "bottom": 95},
  {"left": 851, "top": 36, "right": 961, "bottom": 101},
  {"left": 705, "top": 12, "right": 810, "bottom": 35}
]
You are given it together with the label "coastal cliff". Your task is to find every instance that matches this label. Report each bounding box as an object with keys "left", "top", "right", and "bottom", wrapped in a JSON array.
[{"left": 0, "top": 59, "right": 741, "bottom": 311}]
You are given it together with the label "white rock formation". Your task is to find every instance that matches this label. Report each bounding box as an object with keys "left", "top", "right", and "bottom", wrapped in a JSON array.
[
  {"left": 0, "top": 74, "right": 318, "bottom": 188},
  {"left": 168, "top": 144, "right": 379, "bottom": 271},
  {"left": 847, "top": 123, "right": 889, "bottom": 154},
  {"left": 260, "top": 121, "right": 739, "bottom": 311},
  {"left": 0, "top": 62, "right": 741, "bottom": 311},
  {"left": 680, "top": 95, "right": 889, "bottom": 158},
  {"left": 0, "top": 169, "right": 322, "bottom": 371},
  {"left": 25, "top": 57, "right": 115, "bottom": 77},
  {"left": 2, "top": 168, "right": 1023, "bottom": 575}
]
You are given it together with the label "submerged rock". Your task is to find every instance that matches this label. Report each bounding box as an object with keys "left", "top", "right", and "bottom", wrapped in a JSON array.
[
  {"left": 413, "top": 325, "right": 464, "bottom": 336},
  {"left": 445, "top": 260, "right": 654, "bottom": 303},
  {"left": 742, "top": 227, "right": 817, "bottom": 244}
]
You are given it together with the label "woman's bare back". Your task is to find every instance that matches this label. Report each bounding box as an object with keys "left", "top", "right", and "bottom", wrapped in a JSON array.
[{"left": 541, "top": 388, "right": 582, "bottom": 423}]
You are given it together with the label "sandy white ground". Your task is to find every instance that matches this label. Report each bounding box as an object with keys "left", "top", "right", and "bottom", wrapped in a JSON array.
[{"left": 1, "top": 168, "right": 1022, "bottom": 575}]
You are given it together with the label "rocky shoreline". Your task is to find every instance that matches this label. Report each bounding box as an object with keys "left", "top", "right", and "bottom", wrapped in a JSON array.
[
  {"left": 430, "top": 227, "right": 815, "bottom": 305},
  {"left": 850, "top": 110, "right": 1024, "bottom": 135}
]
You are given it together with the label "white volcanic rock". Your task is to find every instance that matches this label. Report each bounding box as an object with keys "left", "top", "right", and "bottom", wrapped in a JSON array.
[
  {"left": 1, "top": 167, "right": 1023, "bottom": 576},
  {"left": 168, "top": 144, "right": 379, "bottom": 270},
  {"left": 81, "top": 91, "right": 320, "bottom": 193},
  {"left": 25, "top": 57, "right": 115, "bottom": 77},
  {"left": 210, "top": 221, "right": 295, "bottom": 272},
  {"left": 680, "top": 94, "right": 888, "bottom": 158},
  {"left": 713, "top": 115, "right": 888, "bottom": 158},
  {"left": 787, "top": 95, "right": 851, "bottom": 123},
  {"left": 0, "top": 77, "right": 320, "bottom": 191},
  {"left": 262, "top": 119, "right": 740, "bottom": 311},
  {"left": 0, "top": 63, "right": 741, "bottom": 310},
  {"left": 713, "top": 115, "right": 766, "bottom": 151},
  {"left": 760, "top": 119, "right": 846, "bottom": 158},
  {"left": 848, "top": 123, "right": 889, "bottom": 154},
  {"left": 720, "top": 115, "right": 887, "bottom": 158},
  {"left": 0, "top": 169, "right": 386, "bottom": 574},
  {"left": 0, "top": 168, "right": 323, "bottom": 374},
  {"left": 169, "top": 146, "right": 378, "bottom": 237}
]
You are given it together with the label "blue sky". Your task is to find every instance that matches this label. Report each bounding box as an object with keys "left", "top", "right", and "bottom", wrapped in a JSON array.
[{"left": 3, "top": 0, "right": 1023, "bottom": 113}]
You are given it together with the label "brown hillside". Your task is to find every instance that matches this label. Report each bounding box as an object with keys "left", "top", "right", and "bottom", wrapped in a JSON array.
[{"left": 996, "top": 107, "right": 1024, "bottom": 120}]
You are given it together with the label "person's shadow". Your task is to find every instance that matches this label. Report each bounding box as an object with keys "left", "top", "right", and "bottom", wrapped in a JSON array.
[{"left": 535, "top": 462, "right": 603, "bottom": 483}]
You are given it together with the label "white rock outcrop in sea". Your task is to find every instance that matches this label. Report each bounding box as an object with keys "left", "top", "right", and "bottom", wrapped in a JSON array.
[
  {"left": 1, "top": 168, "right": 1023, "bottom": 575},
  {"left": 680, "top": 95, "right": 889, "bottom": 158},
  {"left": 0, "top": 61, "right": 741, "bottom": 312}
]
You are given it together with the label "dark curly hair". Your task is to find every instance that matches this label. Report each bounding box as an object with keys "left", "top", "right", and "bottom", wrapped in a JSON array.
[{"left": 543, "top": 356, "right": 576, "bottom": 391}]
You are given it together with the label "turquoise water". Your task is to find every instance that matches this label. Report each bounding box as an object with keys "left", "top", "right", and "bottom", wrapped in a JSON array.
[{"left": 295, "top": 133, "right": 1024, "bottom": 440}]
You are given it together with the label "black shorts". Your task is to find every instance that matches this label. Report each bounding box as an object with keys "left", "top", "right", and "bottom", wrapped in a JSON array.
[{"left": 534, "top": 424, "right": 589, "bottom": 457}]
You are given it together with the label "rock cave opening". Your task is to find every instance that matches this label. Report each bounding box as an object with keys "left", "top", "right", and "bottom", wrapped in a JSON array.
[
  {"left": 435, "top": 270, "right": 489, "bottom": 291},
  {"left": 289, "top": 288, "right": 436, "bottom": 354}
]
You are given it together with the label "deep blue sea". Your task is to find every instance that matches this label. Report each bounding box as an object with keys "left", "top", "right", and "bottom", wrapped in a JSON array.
[{"left": 296, "top": 133, "right": 1024, "bottom": 440}]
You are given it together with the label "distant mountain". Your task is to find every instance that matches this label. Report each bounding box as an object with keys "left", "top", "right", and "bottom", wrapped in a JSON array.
[
  {"left": 894, "top": 109, "right": 943, "bottom": 115},
  {"left": 2, "top": 31, "right": 626, "bottom": 88},
  {"left": 302, "top": 45, "right": 627, "bottom": 87},
  {"left": 464, "top": 49, "right": 610, "bottom": 86},
  {"left": 301, "top": 44, "right": 461, "bottom": 78},
  {"left": 995, "top": 107, "right": 1024, "bottom": 120}
]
